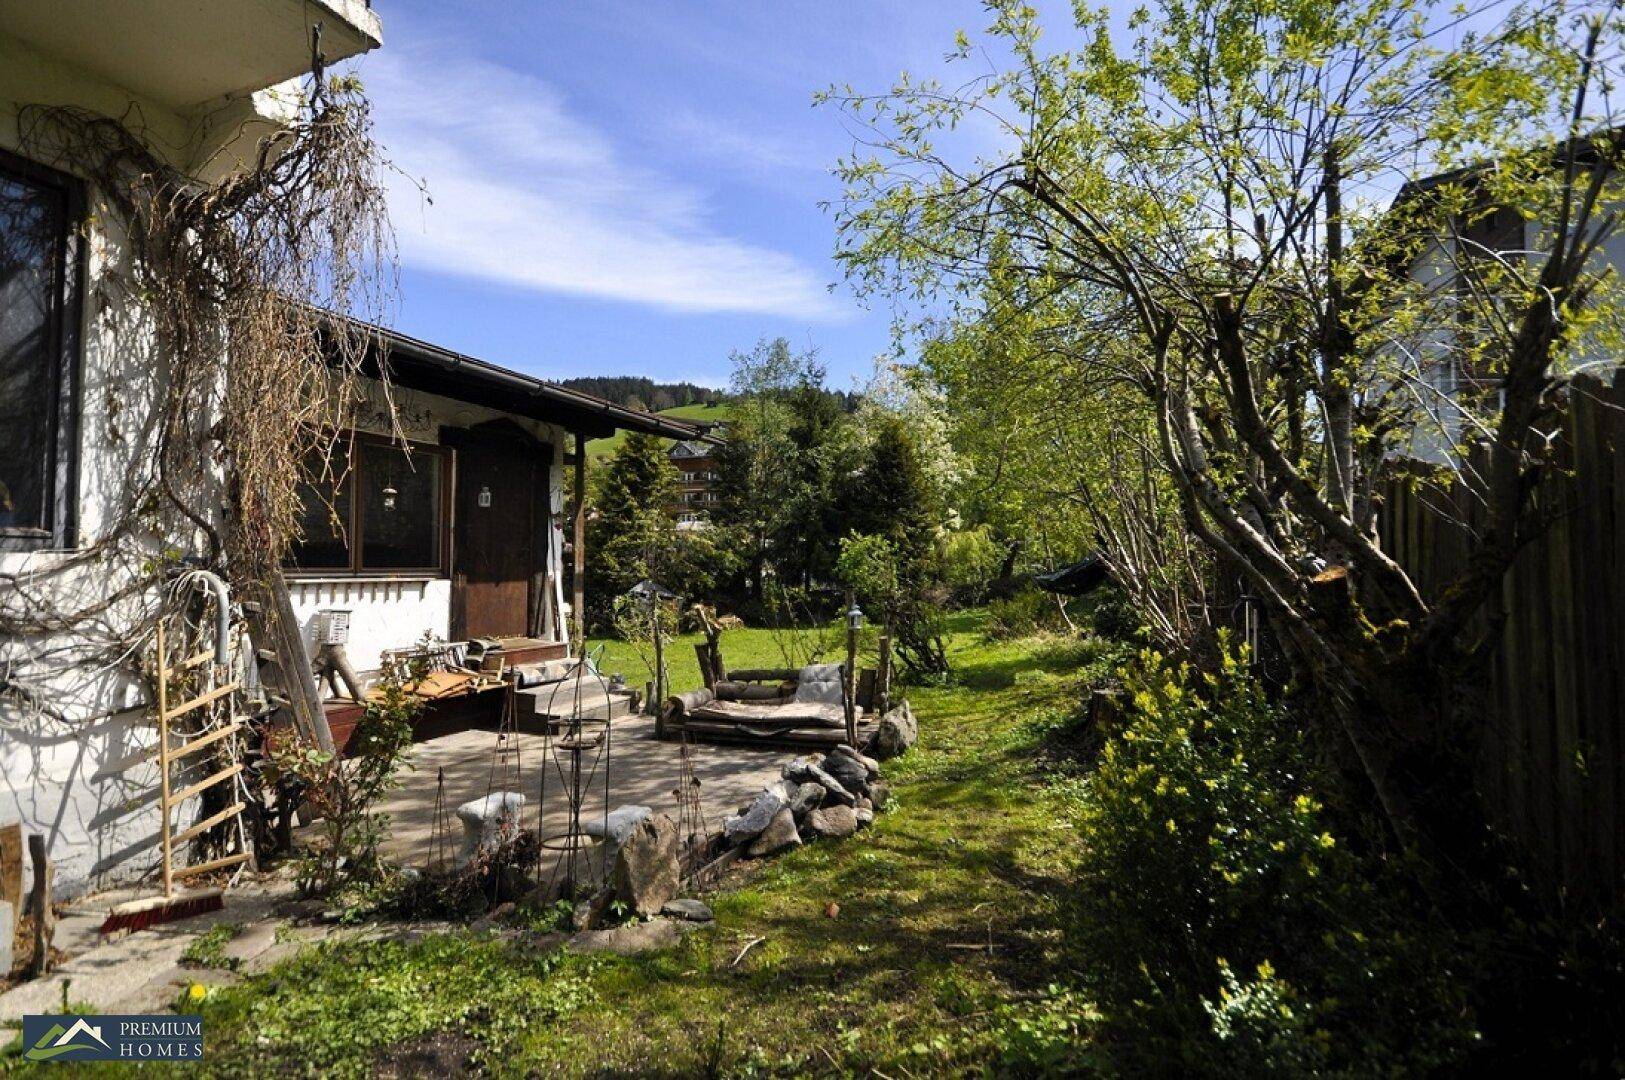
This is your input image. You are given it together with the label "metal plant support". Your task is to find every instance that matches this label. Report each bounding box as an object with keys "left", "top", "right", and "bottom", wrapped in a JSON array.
[{"left": 535, "top": 654, "right": 616, "bottom": 899}]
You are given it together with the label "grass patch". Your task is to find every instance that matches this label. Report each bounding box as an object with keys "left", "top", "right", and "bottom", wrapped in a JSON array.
[
  {"left": 585, "top": 401, "right": 734, "bottom": 463},
  {"left": 180, "top": 923, "right": 242, "bottom": 970},
  {"left": 139, "top": 610, "right": 1103, "bottom": 1076}
]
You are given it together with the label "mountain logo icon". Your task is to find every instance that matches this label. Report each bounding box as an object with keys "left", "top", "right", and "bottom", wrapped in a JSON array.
[{"left": 24, "top": 1017, "right": 110, "bottom": 1061}]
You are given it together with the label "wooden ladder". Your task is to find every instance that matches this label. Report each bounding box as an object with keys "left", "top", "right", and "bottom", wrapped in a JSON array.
[
  {"left": 241, "top": 571, "right": 334, "bottom": 753},
  {"left": 153, "top": 620, "right": 253, "bottom": 896}
]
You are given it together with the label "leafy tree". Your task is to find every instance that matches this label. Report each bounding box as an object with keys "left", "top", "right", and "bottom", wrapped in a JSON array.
[
  {"left": 842, "top": 415, "right": 952, "bottom": 674},
  {"left": 584, "top": 430, "right": 678, "bottom": 628},
  {"left": 827, "top": 0, "right": 1624, "bottom": 879},
  {"left": 712, "top": 338, "right": 864, "bottom": 602}
]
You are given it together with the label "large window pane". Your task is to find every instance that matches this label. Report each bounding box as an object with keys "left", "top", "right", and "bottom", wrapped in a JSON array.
[
  {"left": 359, "top": 441, "right": 442, "bottom": 570},
  {"left": 288, "top": 445, "right": 352, "bottom": 569},
  {"left": 0, "top": 166, "right": 66, "bottom": 535}
]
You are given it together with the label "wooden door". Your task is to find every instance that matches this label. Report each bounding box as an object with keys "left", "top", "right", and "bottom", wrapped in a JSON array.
[{"left": 451, "top": 432, "right": 541, "bottom": 641}]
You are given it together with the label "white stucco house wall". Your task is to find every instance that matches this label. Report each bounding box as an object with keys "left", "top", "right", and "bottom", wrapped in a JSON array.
[
  {"left": 1387, "top": 137, "right": 1624, "bottom": 464},
  {"left": 0, "top": 2, "right": 708, "bottom": 902}
]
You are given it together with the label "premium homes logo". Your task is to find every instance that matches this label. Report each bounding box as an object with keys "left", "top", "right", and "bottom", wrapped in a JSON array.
[{"left": 22, "top": 1014, "right": 203, "bottom": 1062}]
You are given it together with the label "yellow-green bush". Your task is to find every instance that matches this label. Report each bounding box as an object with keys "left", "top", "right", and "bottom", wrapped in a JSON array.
[{"left": 1063, "top": 649, "right": 1477, "bottom": 1076}]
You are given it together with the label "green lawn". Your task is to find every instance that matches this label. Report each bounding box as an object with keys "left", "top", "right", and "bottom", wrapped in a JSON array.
[
  {"left": 102, "top": 613, "right": 1111, "bottom": 1077},
  {"left": 586, "top": 401, "right": 733, "bottom": 463}
]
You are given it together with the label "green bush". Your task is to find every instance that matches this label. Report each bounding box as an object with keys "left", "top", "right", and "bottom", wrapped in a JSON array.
[
  {"left": 1064, "top": 648, "right": 1477, "bottom": 1075},
  {"left": 985, "top": 585, "right": 1063, "bottom": 640},
  {"left": 1086, "top": 584, "right": 1139, "bottom": 640}
]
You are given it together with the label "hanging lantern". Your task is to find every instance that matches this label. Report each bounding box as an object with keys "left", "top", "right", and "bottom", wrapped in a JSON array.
[{"left": 382, "top": 483, "right": 398, "bottom": 512}]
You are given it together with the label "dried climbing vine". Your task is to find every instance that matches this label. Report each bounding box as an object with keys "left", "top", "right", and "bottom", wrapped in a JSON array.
[{"left": 0, "top": 69, "right": 400, "bottom": 723}]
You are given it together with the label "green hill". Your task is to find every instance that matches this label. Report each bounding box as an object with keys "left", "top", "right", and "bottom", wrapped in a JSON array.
[{"left": 586, "top": 401, "right": 732, "bottom": 462}]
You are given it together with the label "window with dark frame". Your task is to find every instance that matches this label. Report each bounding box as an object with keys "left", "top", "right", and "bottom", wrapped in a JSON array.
[
  {"left": 0, "top": 149, "right": 81, "bottom": 549},
  {"left": 287, "top": 435, "right": 450, "bottom": 575}
]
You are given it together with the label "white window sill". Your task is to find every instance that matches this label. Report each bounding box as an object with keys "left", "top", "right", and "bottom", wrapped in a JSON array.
[{"left": 285, "top": 572, "right": 445, "bottom": 584}]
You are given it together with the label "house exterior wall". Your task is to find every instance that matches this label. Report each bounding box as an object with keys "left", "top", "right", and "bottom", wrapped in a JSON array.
[
  {"left": 285, "top": 378, "right": 569, "bottom": 677},
  {"left": 670, "top": 443, "right": 720, "bottom": 527},
  {"left": 1400, "top": 194, "right": 1623, "bottom": 465},
  {"left": 0, "top": 31, "right": 262, "bottom": 900}
]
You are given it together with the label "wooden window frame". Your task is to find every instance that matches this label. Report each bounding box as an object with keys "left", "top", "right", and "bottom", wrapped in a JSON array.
[
  {"left": 0, "top": 147, "right": 85, "bottom": 552},
  {"left": 286, "top": 430, "right": 454, "bottom": 578}
]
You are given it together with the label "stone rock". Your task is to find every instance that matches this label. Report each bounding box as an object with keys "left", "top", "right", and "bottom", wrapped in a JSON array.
[
  {"left": 867, "top": 700, "right": 918, "bottom": 759},
  {"left": 583, "top": 805, "right": 653, "bottom": 847},
  {"left": 613, "top": 812, "right": 680, "bottom": 918},
  {"left": 831, "top": 743, "right": 881, "bottom": 780},
  {"left": 567, "top": 918, "right": 693, "bottom": 956},
  {"left": 0, "top": 900, "right": 11, "bottom": 976},
  {"left": 868, "top": 779, "right": 891, "bottom": 812},
  {"left": 789, "top": 781, "right": 826, "bottom": 818},
  {"left": 455, "top": 792, "right": 526, "bottom": 867},
  {"left": 804, "top": 804, "right": 858, "bottom": 840},
  {"left": 820, "top": 752, "right": 871, "bottom": 798},
  {"left": 722, "top": 784, "right": 789, "bottom": 844},
  {"left": 784, "top": 759, "right": 855, "bottom": 805},
  {"left": 571, "top": 888, "right": 613, "bottom": 933},
  {"left": 855, "top": 807, "right": 875, "bottom": 828},
  {"left": 855, "top": 796, "right": 873, "bottom": 812},
  {"left": 781, "top": 757, "right": 819, "bottom": 783},
  {"left": 660, "top": 898, "right": 715, "bottom": 922},
  {"left": 746, "top": 807, "right": 801, "bottom": 858}
]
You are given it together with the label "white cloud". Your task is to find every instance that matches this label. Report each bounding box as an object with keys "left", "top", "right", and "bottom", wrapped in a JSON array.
[{"left": 363, "top": 49, "right": 843, "bottom": 319}]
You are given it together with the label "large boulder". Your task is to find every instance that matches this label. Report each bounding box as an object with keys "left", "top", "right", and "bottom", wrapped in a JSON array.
[
  {"left": 804, "top": 804, "right": 859, "bottom": 840},
  {"left": 747, "top": 807, "right": 802, "bottom": 857},
  {"left": 722, "top": 784, "right": 790, "bottom": 844},
  {"left": 613, "top": 812, "right": 680, "bottom": 917},
  {"left": 867, "top": 701, "right": 918, "bottom": 760}
]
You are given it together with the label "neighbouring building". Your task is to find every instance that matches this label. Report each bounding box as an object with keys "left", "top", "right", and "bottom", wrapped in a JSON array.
[
  {"left": 0, "top": 2, "right": 709, "bottom": 900},
  {"left": 670, "top": 438, "right": 722, "bottom": 529}
]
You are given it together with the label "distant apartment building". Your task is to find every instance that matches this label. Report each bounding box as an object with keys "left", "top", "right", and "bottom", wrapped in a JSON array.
[{"left": 670, "top": 439, "right": 721, "bottom": 528}]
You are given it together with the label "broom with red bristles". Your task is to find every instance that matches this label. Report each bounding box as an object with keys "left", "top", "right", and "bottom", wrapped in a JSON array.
[{"left": 99, "top": 887, "right": 224, "bottom": 935}]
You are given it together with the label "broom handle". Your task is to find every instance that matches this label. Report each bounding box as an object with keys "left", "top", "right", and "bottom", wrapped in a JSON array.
[{"left": 156, "top": 620, "right": 173, "bottom": 901}]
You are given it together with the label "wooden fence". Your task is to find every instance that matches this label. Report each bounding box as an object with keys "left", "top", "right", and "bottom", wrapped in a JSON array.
[{"left": 1379, "top": 370, "right": 1624, "bottom": 910}]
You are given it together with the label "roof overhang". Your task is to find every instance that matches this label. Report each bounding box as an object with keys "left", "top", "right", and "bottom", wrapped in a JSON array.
[
  {"left": 360, "top": 324, "right": 720, "bottom": 445},
  {"left": 0, "top": 0, "right": 381, "bottom": 110}
]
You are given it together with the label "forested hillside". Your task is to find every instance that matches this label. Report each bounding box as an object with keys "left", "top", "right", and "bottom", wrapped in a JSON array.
[{"left": 555, "top": 375, "right": 724, "bottom": 412}]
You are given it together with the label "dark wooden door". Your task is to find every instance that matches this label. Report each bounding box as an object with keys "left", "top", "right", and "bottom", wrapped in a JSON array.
[{"left": 451, "top": 434, "right": 539, "bottom": 641}]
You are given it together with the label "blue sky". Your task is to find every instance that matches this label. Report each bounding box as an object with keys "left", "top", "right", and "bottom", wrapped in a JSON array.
[{"left": 357, "top": 1, "right": 1016, "bottom": 391}]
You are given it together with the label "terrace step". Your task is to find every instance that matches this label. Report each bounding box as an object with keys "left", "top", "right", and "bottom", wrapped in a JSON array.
[{"left": 515, "top": 677, "right": 638, "bottom": 726}]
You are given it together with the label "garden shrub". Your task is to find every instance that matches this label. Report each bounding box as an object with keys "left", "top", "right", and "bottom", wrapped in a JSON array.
[
  {"left": 1086, "top": 583, "right": 1139, "bottom": 641},
  {"left": 1064, "top": 648, "right": 1478, "bottom": 1076},
  {"left": 266, "top": 658, "right": 419, "bottom": 896},
  {"left": 985, "top": 585, "right": 1064, "bottom": 640}
]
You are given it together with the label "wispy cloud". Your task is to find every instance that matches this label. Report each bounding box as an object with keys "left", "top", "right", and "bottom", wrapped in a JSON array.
[{"left": 364, "top": 49, "right": 844, "bottom": 319}]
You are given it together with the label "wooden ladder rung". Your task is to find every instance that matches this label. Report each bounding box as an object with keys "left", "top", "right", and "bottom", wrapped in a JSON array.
[
  {"left": 164, "top": 763, "right": 243, "bottom": 809},
  {"left": 143, "top": 719, "right": 245, "bottom": 764},
  {"left": 169, "top": 720, "right": 246, "bottom": 762},
  {"left": 170, "top": 801, "right": 246, "bottom": 846},
  {"left": 164, "top": 682, "right": 240, "bottom": 720},
  {"left": 176, "top": 650, "right": 216, "bottom": 671},
  {"left": 171, "top": 851, "right": 252, "bottom": 879}
]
